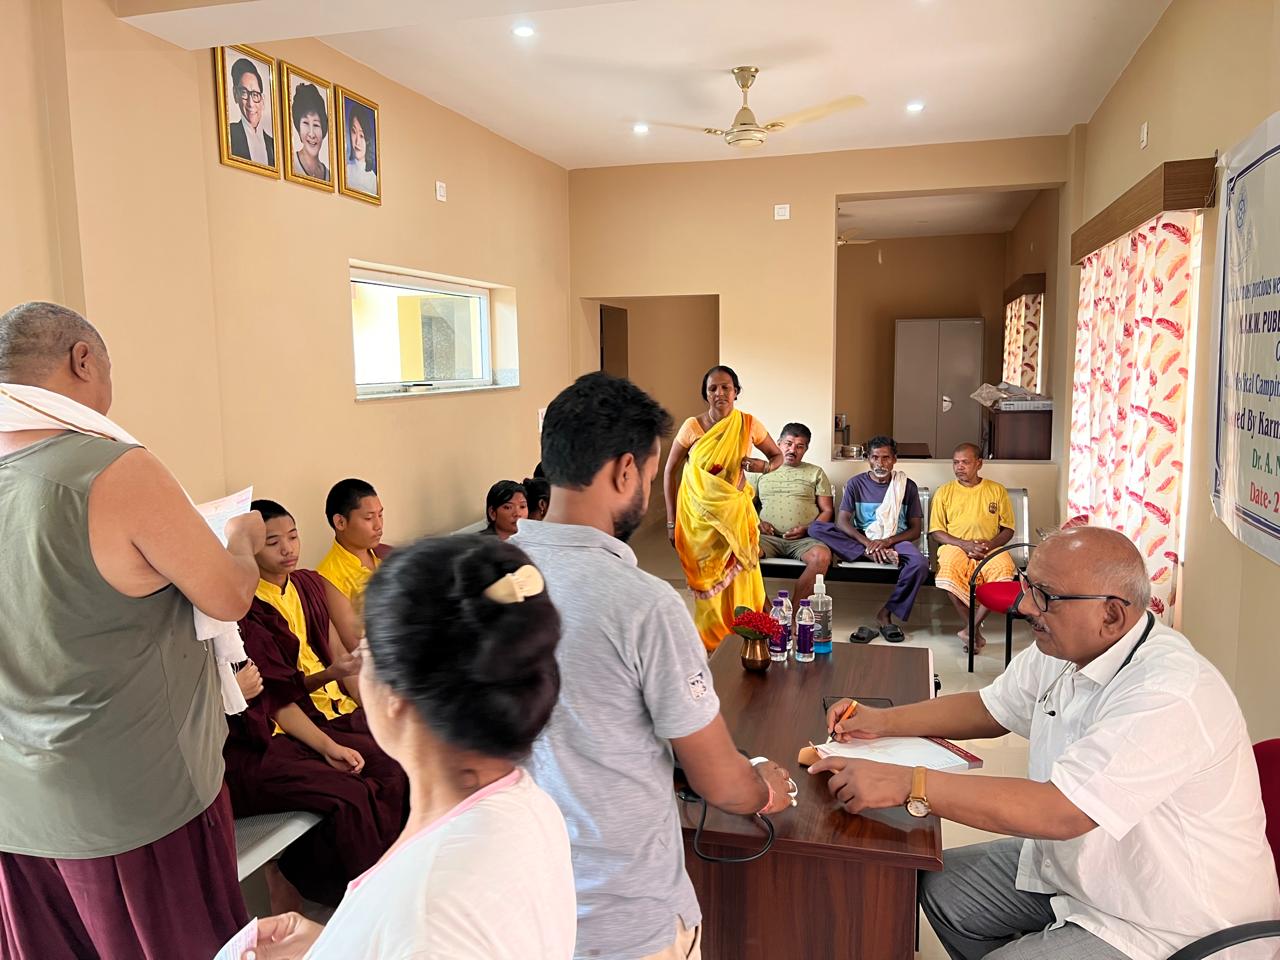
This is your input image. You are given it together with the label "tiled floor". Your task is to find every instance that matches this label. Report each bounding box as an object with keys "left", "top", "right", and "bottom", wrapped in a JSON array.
[{"left": 630, "top": 524, "right": 1034, "bottom": 959}]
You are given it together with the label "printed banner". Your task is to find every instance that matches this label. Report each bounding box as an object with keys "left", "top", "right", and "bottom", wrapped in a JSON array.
[{"left": 1212, "top": 111, "right": 1280, "bottom": 565}]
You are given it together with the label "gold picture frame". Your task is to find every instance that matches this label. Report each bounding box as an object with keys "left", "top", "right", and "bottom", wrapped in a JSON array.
[
  {"left": 214, "top": 45, "right": 281, "bottom": 178},
  {"left": 335, "top": 87, "right": 382, "bottom": 206},
  {"left": 279, "top": 61, "right": 335, "bottom": 192}
]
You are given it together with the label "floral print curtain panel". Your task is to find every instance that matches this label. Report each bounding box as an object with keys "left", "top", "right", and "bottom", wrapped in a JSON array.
[
  {"left": 1067, "top": 211, "right": 1199, "bottom": 620},
  {"left": 1002, "top": 293, "right": 1043, "bottom": 390}
]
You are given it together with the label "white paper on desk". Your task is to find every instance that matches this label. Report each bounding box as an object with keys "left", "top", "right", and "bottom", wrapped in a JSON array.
[
  {"left": 211, "top": 917, "right": 257, "bottom": 960},
  {"left": 195, "top": 486, "right": 253, "bottom": 546},
  {"left": 815, "top": 736, "right": 982, "bottom": 771}
]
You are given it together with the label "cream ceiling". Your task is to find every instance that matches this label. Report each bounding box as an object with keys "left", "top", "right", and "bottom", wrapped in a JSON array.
[{"left": 124, "top": 0, "right": 1172, "bottom": 170}]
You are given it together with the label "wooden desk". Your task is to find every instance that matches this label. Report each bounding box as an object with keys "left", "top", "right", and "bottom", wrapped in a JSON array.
[{"left": 680, "top": 637, "right": 943, "bottom": 959}]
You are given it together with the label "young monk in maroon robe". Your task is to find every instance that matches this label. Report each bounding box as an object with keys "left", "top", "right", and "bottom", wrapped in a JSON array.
[{"left": 223, "top": 499, "right": 408, "bottom": 908}]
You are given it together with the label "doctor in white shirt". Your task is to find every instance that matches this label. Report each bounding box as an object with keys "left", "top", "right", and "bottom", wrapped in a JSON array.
[{"left": 815, "top": 527, "right": 1279, "bottom": 960}]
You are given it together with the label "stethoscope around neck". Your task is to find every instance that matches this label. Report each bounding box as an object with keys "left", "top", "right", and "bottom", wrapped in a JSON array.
[{"left": 1037, "top": 612, "right": 1156, "bottom": 718}]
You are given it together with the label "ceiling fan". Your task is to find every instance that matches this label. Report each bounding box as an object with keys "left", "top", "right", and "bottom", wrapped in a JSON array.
[
  {"left": 836, "top": 230, "right": 874, "bottom": 246},
  {"left": 674, "top": 66, "right": 865, "bottom": 149}
]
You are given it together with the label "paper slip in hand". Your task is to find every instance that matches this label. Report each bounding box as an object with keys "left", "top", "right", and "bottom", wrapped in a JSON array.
[
  {"left": 196, "top": 486, "right": 254, "bottom": 546},
  {"left": 815, "top": 736, "right": 982, "bottom": 771},
  {"left": 211, "top": 917, "right": 257, "bottom": 960}
]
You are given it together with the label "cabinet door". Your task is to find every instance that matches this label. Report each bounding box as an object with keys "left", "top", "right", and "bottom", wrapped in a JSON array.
[
  {"left": 936, "top": 319, "right": 985, "bottom": 456},
  {"left": 893, "top": 319, "right": 939, "bottom": 453}
]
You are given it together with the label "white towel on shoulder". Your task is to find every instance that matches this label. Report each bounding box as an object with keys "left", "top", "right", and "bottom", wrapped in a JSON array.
[
  {"left": 0, "top": 382, "right": 249, "bottom": 714},
  {"left": 864, "top": 470, "right": 908, "bottom": 541}
]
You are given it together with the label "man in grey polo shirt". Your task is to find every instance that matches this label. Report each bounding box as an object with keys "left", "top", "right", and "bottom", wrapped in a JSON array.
[{"left": 515, "top": 372, "right": 794, "bottom": 960}]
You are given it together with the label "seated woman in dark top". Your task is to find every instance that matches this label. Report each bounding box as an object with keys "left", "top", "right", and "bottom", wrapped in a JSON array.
[{"left": 483, "top": 480, "right": 527, "bottom": 540}]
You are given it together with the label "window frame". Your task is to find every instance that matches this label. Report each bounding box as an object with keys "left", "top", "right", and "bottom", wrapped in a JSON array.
[{"left": 350, "top": 267, "right": 494, "bottom": 398}]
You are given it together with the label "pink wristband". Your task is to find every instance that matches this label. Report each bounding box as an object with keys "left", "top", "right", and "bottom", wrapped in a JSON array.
[
  {"left": 757, "top": 778, "right": 774, "bottom": 816},
  {"left": 750, "top": 757, "right": 774, "bottom": 815}
]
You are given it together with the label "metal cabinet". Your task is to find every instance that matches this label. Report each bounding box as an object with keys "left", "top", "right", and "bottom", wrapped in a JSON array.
[{"left": 892, "top": 318, "right": 984, "bottom": 458}]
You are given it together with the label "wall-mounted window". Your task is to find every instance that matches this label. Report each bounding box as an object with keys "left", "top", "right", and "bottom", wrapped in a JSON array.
[{"left": 350, "top": 264, "right": 519, "bottom": 398}]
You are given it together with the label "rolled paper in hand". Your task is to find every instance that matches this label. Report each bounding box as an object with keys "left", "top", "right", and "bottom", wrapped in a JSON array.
[{"left": 797, "top": 743, "right": 821, "bottom": 767}]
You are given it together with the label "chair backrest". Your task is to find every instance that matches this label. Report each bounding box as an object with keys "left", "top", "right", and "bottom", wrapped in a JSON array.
[
  {"left": 1007, "top": 486, "right": 1030, "bottom": 548},
  {"left": 917, "top": 486, "right": 931, "bottom": 559},
  {"left": 1254, "top": 739, "right": 1280, "bottom": 877}
]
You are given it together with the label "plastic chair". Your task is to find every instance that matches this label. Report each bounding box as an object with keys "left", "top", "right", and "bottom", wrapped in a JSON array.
[
  {"left": 966, "top": 542, "right": 1034, "bottom": 674},
  {"left": 1167, "top": 738, "right": 1280, "bottom": 958}
]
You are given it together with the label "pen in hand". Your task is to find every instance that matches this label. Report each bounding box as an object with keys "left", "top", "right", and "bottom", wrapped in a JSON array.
[{"left": 829, "top": 698, "right": 858, "bottom": 737}]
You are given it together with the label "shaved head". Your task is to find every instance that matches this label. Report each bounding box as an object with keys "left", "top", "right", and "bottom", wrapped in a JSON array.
[
  {"left": 0, "top": 302, "right": 107, "bottom": 385},
  {"left": 1036, "top": 526, "right": 1151, "bottom": 608}
]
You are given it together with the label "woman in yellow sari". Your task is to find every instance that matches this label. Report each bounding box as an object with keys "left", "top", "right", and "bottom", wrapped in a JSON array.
[{"left": 663, "top": 366, "right": 783, "bottom": 651}]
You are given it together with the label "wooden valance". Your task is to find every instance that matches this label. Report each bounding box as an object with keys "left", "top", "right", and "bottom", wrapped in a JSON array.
[
  {"left": 1003, "top": 273, "right": 1046, "bottom": 306},
  {"left": 1069, "top": 157, "right": 1216, "bottom": 264}
]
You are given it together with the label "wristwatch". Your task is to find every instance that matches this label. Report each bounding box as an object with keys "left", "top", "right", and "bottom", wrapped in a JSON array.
[{"left": 905, "top": 766, "right": 931, "bottom": 818}]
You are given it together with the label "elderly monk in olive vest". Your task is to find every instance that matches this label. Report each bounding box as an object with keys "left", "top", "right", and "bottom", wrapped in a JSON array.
[{"left": 0, "top": 301, "right": 265, "bottom": 959}]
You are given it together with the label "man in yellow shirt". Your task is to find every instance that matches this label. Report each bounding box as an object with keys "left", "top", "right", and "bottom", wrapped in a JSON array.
[
  {"left": 929, "top": 443, "right": 1015, "bottom": 653},
  {"left": 317, "top": 478, "right": 390, "bottom": 617}
]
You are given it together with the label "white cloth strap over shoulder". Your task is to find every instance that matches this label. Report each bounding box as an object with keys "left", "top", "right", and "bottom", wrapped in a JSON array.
[
  {"left": 865, "top": 470, "right": 907, "bottom": 540},
  {"left": 0, "top": 383, "right": 248, "bottom": 714}
]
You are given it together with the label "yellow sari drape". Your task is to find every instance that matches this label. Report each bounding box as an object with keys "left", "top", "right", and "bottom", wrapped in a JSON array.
[{"left": 674, "top": 410, "right": 765, "bottom": 651}]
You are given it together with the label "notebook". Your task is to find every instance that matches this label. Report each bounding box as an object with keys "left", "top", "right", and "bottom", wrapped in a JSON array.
[{"left": 813, "top": 736, "right": 983, "bottom": 771}]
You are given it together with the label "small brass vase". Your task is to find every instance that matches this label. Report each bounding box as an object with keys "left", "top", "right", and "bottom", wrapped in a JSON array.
[{"left": 740, "top": 634, "right": 771, "bottom": 672}]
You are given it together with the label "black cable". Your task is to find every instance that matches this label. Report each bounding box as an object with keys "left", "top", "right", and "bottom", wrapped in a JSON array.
[{"left": 678, "top": 792, "right": 775, "bottom": 863}]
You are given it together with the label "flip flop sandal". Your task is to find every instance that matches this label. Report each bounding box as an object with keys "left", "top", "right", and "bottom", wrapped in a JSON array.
[
  {"left": 880, "top": 623, "right": 906, "bottom": 643},
  {"left": 850, "top": 625, "right": 878, "bottom": 643}
]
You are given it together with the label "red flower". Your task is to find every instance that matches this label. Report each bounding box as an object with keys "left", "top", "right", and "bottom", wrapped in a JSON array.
[{"left": 731, "top": 609, "right": 781, "bottom": 642}]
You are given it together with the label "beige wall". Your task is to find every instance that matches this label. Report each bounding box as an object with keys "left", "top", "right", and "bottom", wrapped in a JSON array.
[
  {"left": 568, "top": 136, "right": 1068, "bottom": 524},
  {"left": 4, "top": 0, "right": 571, "bottom": 565},
  {"left": 599, "top": 295, "right": 719, "bottom": 524},
  {"left": 1074, "top": 0, "right": 1280, "bottom": 737},
  {"left": 1, "top": 0, "right": 66, "bottom": 310},
  {"left": 835, "top": 233, "right": 1007, "bottom": 442}
]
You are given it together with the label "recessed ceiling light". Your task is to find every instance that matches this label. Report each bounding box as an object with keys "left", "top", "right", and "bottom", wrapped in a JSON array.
[
  {"left": 633, "top": 122, "right": 650, "bottom": 135},
  {"left": 906, "top": 101, "right": 925, "bottom": 114},
  {"left": 512, "top": 24, "right": 535, "bottom": 38}
]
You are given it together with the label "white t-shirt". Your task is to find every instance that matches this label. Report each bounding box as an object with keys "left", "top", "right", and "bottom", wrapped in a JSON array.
[
  {"left": 980, "top": 614, "right": 1280, "bottom": 960},
  {"left": 304, "top": 769, "right": 576, "bottom": 960}
]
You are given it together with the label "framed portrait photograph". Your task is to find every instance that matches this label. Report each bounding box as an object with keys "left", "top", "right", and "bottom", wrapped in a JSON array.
[
  {"left": 280, "top": 61, "right": 335, "bottom": 191},
  {"left": 336, "top": 87, "right": 382, "bottom": 205},
  {"left": 214, "top": 45, "right": 280, "bottom": 178}
]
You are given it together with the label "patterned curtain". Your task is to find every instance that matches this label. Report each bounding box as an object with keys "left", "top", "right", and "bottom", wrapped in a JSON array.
[
  {"left": 1067, "top": 211, "right": 1199, "bottom": 620},
  {"left": 1002, "top": 293, "right": 1043, "bottom": 389}
]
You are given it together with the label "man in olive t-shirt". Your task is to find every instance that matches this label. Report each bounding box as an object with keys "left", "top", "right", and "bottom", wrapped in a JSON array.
[
  {"left": 0, "top": 301, "right": 264, "bottom": 958},
  {"left": 751, "top": 422, "right": 833, "bottom": 601}
]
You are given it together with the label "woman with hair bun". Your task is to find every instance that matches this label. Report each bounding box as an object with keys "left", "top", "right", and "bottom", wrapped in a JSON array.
[{"left": 247, "top": 536, "right": 575, "bottom": 960}]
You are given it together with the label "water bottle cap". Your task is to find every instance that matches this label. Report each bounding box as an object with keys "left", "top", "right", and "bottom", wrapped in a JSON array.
[
  {"left": 778, "top": 590, "right": 789, "bottom": 598},
  {"left": 772, "top": 598, "right": 783, "bottom": 606},
  {"left": 799, "top": 599, "right": 811, "bottom": 606}
]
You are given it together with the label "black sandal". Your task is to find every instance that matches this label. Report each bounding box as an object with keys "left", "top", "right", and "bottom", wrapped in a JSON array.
[
  {"left": 850, "top": 625, "right": 878, "bottom": 643},
  {"left": 880, "top": 623, "right": 905, "bottom": 643}
]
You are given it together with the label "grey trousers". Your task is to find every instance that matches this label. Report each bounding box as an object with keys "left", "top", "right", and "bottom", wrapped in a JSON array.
[{"left": 920, "top": 839, "right": 1131, "bottom": 959}]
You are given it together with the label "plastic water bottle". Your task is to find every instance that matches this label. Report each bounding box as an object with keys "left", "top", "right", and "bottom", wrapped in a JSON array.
[
  {"left": 777, "top": 590, "right": 793, "bottom": 627},
  {"left": 768, "top": 599, "right": 790, "bottom": 662},
  {"left": 795, "top": 600, "right": 815, "bottom": 662},
  {"left": 811, "top": 575, "right": 833, "bottom": 655}
]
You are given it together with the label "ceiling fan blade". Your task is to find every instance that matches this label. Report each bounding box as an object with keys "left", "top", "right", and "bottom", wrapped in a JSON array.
[
  {"left": 764, "top": 95, "right": 867, "bottom": 132},
  {"left": 650, "top": 121, "right": 725, "bottom": 135}
]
